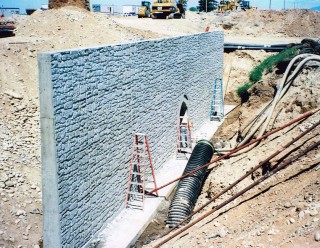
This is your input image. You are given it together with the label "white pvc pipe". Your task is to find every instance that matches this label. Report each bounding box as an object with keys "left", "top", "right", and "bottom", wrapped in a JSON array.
[{"left": 217, "top": 54, "right": 320, "bottom": 153}]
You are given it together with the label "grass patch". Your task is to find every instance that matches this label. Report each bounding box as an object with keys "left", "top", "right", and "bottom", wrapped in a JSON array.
[
  {"left": 236, "top": 82, "right": 253, "bottom": 103},
  {"left": 236, "top": 47, "right": 297, "bottom": 102}
]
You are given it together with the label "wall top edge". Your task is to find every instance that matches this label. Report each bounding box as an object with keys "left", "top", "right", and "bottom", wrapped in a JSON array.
[{"left": 37, "top": 30, "right": 224, "bottom": 56}]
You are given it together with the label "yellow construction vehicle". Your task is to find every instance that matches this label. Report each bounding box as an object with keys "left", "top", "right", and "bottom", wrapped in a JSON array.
[
  {"left": 85, "top": 0, "right": 91, "bottom": 11},
  {"left": 217, "top": 0, "right": 239, "bottom": 12},
  {"left": 138, "top": 1, "right": 152, "bottom": 18},
  {"left": 151, "top": 0, "right": 185, "bottom": 19},
  {"left": 217, "top": 0, "right": 256, "bottom": 12}
]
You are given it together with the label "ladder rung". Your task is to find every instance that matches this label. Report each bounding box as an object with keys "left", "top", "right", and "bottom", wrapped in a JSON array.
[
  {"left": 134, "top": 144, "right": 145, "bottom": 148},
  {"left": 130, "top": 182, "right": 144, "bottom": 186},
  {"left": 135, "top": 146, "right": 144, "bottom": 153},
  {"left": 134, "top": 154, "right": 146, "bottom": 157},
  {"left": 145, "top": 187, "right": 156, "bottom": 191},
  {"left": 131, "top": 172, "right": 144, "bottom": 176},
  {"left": 127, "top": 200, "right": 143, "bottom": 206},
  {"left": 126, "top": 133, "right": 158, "bottom": 210},
  {"left": 145, "top": 179, "right": 155, "bottom": 183},
  {"left": 134, "top": 152, "right": 145, "bottom": 155},
  {"left": 128, "top": 191, "right": 144, "bottom": 196},
  {"left": 127, "top": 203, "right": 143, "bottom": 209},
  {"left": 127, "top": 199, "right": 143, "bottom": 204}
]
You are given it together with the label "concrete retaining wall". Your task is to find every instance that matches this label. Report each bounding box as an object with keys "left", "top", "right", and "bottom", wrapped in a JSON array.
[{"left": 38, "top": 31, "right": 223, "bottom": 248}]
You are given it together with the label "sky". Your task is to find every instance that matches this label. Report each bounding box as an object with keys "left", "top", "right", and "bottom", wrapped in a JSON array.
[{"left": 0, "top": 0, "right": 319, "bottom": 14}]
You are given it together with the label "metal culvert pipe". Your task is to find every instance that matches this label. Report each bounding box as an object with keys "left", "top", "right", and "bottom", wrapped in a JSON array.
[{"left": 167, "top": 140, "right": 214, "bottom": 227}]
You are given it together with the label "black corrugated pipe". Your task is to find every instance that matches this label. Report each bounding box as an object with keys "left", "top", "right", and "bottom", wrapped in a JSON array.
[
  {"left": 224, "top": 43, "right": 299, "bottom": 52},
  {"left": 167, "top": 140, "right": 214, "bottom": 227},
  {"left": 225, "top": 43, "right": 292, "bottom": 48}
]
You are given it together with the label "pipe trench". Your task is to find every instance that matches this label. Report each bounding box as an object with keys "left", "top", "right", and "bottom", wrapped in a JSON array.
[{"left": 167, "top": 140, "right": 214, "bottom": 227}]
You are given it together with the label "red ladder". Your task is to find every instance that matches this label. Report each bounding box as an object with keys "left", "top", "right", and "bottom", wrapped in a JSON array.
[{"left": 125, "top": 133, "right": 158, "bottom": 210}]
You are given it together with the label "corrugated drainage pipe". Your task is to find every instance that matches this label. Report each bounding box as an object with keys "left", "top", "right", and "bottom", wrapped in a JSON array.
[{"left": 167, "top": 140, "right": 214, "bottom": 227}]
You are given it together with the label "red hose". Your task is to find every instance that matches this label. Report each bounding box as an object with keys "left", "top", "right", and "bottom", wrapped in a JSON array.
[{"left": 148, "top": 110, "right": 314, "bottom": 195}]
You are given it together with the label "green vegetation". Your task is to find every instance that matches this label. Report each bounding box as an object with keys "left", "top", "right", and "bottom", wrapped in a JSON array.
[
  {"left": 189, "top": 7, "right": 197, "bottom": 11},
  {"left": 236, "top": 48, "right": 297, "bottom": 102},
  {"left": 236, "top": 82, "right": 253, "bottom": 102}
]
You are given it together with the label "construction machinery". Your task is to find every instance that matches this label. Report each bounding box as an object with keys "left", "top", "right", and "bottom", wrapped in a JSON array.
[
  {"left": 217, "top": 0, "right": 256, "bottom": 12},
  {"left": 138, "top": 1, "right": 152, "bottom": 18},
  {"left": 85, "top": 0, "right": 91, "bottom": 11},
  {"left": 151, "top": 0, "right": 185, "bottom": 19},
  {"left": 0, "top": 14, "right": 15, "bottom": 38},
  {"left": 239, "top": 0, "right": 257, "bottom": 10},
  {"left": 217, "top": 0, "right": 239, "bottom": 12}
]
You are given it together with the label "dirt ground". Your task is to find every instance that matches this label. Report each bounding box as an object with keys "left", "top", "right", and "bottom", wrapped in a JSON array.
[
  {"left": 49, "top": 0, "right": 85, "bottom": 9},
  {"left": 139, "top": 55, "right": 320, "bottom": 248},
  {"left": 0, "top": 7, "right": 319, "bottom": 248},
  {"left": 154, "top": 64, "right": 320, "bottom": 247}
]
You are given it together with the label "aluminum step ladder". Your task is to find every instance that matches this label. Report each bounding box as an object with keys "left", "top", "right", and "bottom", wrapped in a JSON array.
[
  {"left": 210, "top": 78, "right": 224, "bottom": 121},
  {"left": 125, "top": 133, "right": 158, "bottom": 210},
  {"left": 176, "top": 115, "right": 192, "bottom": 160}
]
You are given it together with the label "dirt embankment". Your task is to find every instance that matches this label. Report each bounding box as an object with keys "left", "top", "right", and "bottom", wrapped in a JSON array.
[
  {"left": 140, "top": 58, "right": 320, "bottom": 248},
  {"left": 49, "top": 0, "right": 85, "bottom": 9},
  {"left": 160, "top": 51, "right": 320, "bottom": 248},
  {"left": 204, "top": 9, "right": 320, "bottom": 38}
]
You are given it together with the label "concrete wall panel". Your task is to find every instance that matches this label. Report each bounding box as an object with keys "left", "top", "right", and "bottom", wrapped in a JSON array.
[{"left": 38, "top": 31, "right": 223, "bottom": 248}]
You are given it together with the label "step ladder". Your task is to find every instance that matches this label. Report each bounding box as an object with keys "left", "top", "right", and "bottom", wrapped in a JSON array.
[
  {"left": 176, "top": 115, "right": 192, "bottom": 159},
  {"left": 210, "top": 78, "right": 224, "bottom": 121},
  {"left": 125, "top": 133, "right": 158, "bottom": 210}
]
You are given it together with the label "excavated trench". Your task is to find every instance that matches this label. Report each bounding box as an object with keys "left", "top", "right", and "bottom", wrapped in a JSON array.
[{"left": 133, "top": 190, "right": 175, "bottom": 248}]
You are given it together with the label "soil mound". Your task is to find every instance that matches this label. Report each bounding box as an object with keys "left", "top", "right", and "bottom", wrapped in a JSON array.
[
  {"left": 49, "top": 0, "right": 85, "bottom": 9},
  {"left": 206, "top": 9, "right": 320, "bottom": 38},
  {"left": 14, "top": 7, "right": 157, "bottom": 49},
  {"left": 242, "top": 9, "right": 320, "bottom": 38}
]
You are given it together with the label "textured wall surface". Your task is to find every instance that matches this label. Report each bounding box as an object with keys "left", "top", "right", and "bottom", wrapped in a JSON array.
[{"left": 39, "top": 31, "right": 223, "bottom": 248}]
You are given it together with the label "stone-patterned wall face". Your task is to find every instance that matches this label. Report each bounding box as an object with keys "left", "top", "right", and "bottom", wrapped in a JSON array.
[{"left": 39, "top": 31, "right": 223, "bottom": 248}]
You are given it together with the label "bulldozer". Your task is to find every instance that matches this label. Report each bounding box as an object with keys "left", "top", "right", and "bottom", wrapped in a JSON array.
[
  {"left": 151, "top": 0, "right": 185, "bottom": 19},
  {"left": 0, "top": 14, "right": 15, "bottom": 37},
  {"left": 138, "top": 1, "right": 152, "bottom": 18},
  {"left": 217, "top": 0, "right": 256, "bottom": 12},
  {"left": 217, "top": 0, "right": 239, "bottom": 12}
]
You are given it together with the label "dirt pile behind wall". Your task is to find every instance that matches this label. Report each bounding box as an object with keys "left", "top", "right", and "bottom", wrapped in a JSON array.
[
  {"left": 14, "top": 7, "right": 160, "bottom": 51},
  {"left": 238, "top": 66, "right": 320, "bottom": 133},
  {"left": 49, "top": 0, "right": 85, "bottom": 9},
  {"left": 204, "top": 9, "right": 320, "bottom": 38},
  {"left": 236, "top": 9, "right": 320, "bottom": 38}
]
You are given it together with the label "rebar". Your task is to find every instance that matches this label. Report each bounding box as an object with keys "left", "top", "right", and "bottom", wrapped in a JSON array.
[
  {"left": 148, "top": 110, "right": 314, "bottom": 195},
  {"left": 153, "top": 140, "right": 320, "bottom": 247},
  {"left": 161, "top": 119, "right": 320, "bottom": 236}
]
